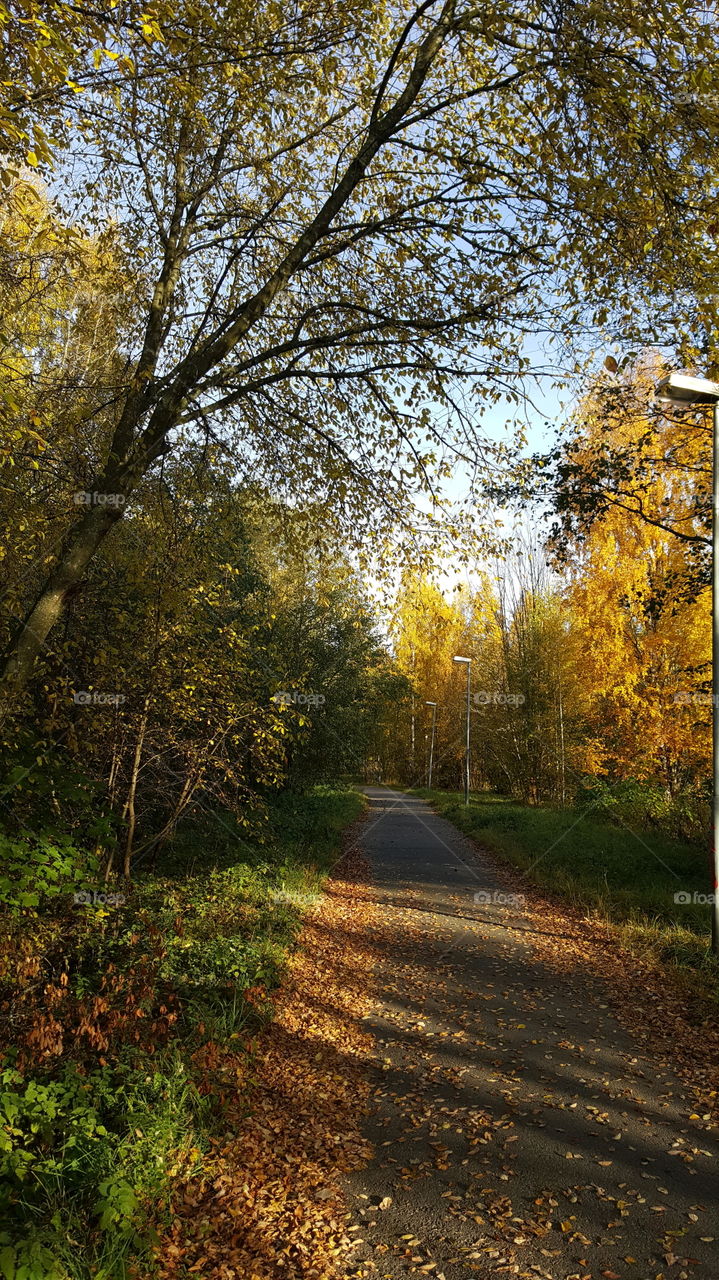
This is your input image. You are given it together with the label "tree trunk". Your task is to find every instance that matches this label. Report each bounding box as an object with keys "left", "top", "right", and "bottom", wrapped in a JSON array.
[
  {"left": 410, "top": 645, "right": 416, "bottom": 780},
  {"left": 0, "top": 500, "right": 124, "bottom": 707},
  {"left": 101, "top": 719, "right": 124, "bottom": 881},
  {"left": 123, "top": 697, "right": 150, "bottom": 879},
  {"left": 557, "top": 675, "right": 566, "bottom": 807}
]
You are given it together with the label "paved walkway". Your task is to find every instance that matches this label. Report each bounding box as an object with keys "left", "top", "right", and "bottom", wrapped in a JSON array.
[{"left": 343, "top": 788, "right": 718, "bottom": 1280}]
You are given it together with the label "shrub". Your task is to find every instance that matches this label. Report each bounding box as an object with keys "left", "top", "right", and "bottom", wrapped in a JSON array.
[{"left": 0, "top": 835, "right": 94, "bottom": 912}]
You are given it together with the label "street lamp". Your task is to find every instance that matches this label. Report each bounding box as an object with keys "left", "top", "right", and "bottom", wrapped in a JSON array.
[
  {"left": 425, "top": 701, "right": 437, "bottom": 789},
  {"left": 656, "top": 372, "right": 719, "bottom": 953},
  {"left": 453, "top": 655, "right": 471, "bottom": 806}
]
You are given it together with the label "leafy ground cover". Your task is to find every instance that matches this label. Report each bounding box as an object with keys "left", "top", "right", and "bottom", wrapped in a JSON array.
[
  {"left": 156, "top": 844, "right": 375, "bottom": 1280},
  {"left": 413, "top": 788, "right": 719, "bottom": 1001},
  {"left": 0, "top": 785, "right": 365, "bottom": 1279}
]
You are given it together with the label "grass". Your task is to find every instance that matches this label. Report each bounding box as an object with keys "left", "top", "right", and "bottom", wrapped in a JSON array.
[
  {"left": 412, "top": 787, "right": 719, "bottom": 996},
  {"left": 0, "top": 784, "right": 365, "bottom": 1279}
]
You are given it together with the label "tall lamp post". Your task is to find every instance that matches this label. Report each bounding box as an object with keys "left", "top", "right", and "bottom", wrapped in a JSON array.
[
  {"left": 426, "top": 700, "right": 437, "bottom": 789},
  {"left": 453, "top": 655, "right": 471, "bottom": 806},
  {"left": 656, "top": 372, "right": 719, "bottom": 953}
]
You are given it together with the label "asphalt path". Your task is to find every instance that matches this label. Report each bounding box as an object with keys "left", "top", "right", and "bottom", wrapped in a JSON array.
[{"left": 343, "top": 787, "right": 718, "bottom": 1280}]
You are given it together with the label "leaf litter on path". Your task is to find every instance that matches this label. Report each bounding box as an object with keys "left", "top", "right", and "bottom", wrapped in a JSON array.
[
  {"left": 154, "top": 847, "right": 376, "bottom": 1279},
  {"left": 154, "top": 797, "right": 719, "bottom": 1280}
]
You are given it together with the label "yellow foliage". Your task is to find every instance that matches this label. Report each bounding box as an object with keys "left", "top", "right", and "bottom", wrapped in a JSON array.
[{"left": 565, "top": 366, "right": 711, "bottom": 790}]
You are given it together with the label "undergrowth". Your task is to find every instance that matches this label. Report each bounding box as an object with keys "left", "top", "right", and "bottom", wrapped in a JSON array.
[{"left": 0, "top": 785, "right": 364, "bottom": 1279}]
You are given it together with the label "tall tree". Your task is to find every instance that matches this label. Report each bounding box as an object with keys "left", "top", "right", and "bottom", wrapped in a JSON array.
[
  {"left": 469, "top": 548, "right": 592, "bottom": 803},
  {"left": 547, "top": 369, "right": 711, "bottom": 791},
  {"left": 391, "top": 573, "right": 467, "bottom": 785}
]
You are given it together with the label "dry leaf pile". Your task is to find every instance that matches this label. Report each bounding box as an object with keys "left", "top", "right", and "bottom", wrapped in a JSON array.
[{"left": 154, "top": 848, "right": 376, "bottom": 1280}]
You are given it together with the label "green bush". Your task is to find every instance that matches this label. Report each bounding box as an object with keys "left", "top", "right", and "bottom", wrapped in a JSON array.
[
  {"left": 0, "top": 835, "right": 94, "bottom": 912},
  {"left": 577, "top": 775, "right": 710, "bottom": 843},
  {"left": 0, "top": 1064, "right": 110, "bottom": 1194}
]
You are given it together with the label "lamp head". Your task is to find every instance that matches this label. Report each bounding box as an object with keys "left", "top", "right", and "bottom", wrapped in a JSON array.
[{"left": 656, "top": 372, "right": 719, "bottom": 405}]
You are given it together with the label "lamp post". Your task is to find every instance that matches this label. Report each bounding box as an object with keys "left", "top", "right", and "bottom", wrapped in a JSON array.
[
  {"left": 453, "top": 655, "right": 471, "bottom": 805},
  {"left": 656, "top": 372, "right": 719, "bottom": 953},
  {"left": 426, "top": 700, "right": 437, "bottom": 789}
]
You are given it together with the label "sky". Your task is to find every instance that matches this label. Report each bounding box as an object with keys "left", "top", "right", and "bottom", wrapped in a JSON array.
[{"left": 405, "top": 339, "right": 605, "bottom": 604}]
